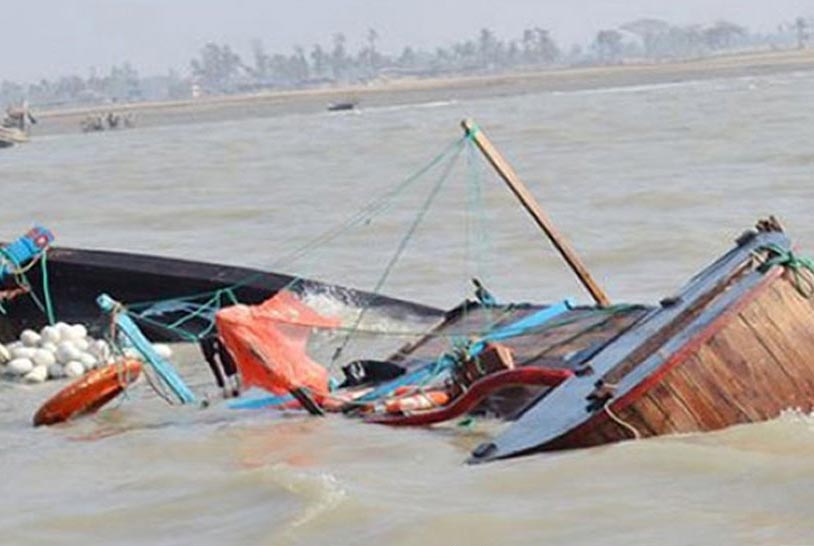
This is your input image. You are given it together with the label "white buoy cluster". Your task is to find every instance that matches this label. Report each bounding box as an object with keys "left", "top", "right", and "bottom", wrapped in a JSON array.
[
  {"left": 0, "top": 323, "right": 111, "bottom": 383},
  {"left": 0, "top": 322, "right": 176, "bottom": 384}
]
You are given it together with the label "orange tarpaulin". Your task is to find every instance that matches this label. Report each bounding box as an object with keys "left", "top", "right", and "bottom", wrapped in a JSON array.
[{"left": 215, "top": 291, "right": 340, "bottom": 397}]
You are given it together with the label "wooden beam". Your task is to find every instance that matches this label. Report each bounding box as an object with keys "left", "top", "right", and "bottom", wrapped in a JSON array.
[{"left": 461, "top": 119, "right": 611, "bottom": 307}]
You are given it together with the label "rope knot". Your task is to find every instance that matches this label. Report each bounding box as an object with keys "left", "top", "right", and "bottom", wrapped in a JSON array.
[{"left": 757, "top": 243, "right": 814, "bottom": 298}]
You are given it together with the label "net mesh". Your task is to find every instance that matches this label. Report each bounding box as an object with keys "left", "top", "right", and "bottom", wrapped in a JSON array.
[{"left": 215, "top": 291, "right": 340, "bottom": 397}]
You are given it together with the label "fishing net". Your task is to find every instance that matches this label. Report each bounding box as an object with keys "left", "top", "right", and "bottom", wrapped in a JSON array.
[{"left": 215, "top": 291, "right": 340, "bottom": 397}]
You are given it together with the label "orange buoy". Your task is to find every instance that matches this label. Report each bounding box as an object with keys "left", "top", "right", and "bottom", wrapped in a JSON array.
[
  {"left": 383, "top": 390, "right": 450, "bottom": 414},
  {"left": 33, "top": 360, "right": 142, "bottom": 427}
]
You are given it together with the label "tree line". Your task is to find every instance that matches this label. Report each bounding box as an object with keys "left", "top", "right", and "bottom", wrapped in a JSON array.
[
  {"left": 2, "top": 16, "right": 811, "bottom": 108},
  {"left": 188, "top": 27, "right": 562, "bottom": 93}
]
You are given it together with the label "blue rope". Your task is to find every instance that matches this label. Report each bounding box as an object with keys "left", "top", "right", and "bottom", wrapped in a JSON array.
[{"left": 355, "top": 300, "right": 573, "bottom": 403}]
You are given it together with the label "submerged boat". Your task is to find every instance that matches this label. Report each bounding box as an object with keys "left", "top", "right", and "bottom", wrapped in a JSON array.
[
  {"left": 0, "top": 242, "right": 443, "bottom": 344},
  {"left": 204, "top": 215, "right": 814, "bottom": 465},
  {"left": 468, "top": 217, "right": 814, "bottom": 461},
  {"left": 200, "top": 122, "right": 814, "bottom": 462},
  {"left": 21, "top": 120, "right": 814, "bottom": 464}
]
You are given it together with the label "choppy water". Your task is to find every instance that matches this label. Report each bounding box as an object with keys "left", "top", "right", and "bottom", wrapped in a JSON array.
[{"left": 3, "top": 69, "right": 814, "bottom": 545}]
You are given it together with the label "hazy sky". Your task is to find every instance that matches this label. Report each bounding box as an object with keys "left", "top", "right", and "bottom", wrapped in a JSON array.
[{"left": 2, "top": 0, "right": 812, "bottom": 82}]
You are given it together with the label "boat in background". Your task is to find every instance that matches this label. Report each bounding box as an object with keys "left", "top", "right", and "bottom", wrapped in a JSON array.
[
  {"left": 0, "top": 126, "right": 28, "bottom": 148},
  {"left": 327, "top": 101, "right": 358, "bottom": 112},
  {"left": 1, "top": 101, "right": 35, "bottom": 147}
]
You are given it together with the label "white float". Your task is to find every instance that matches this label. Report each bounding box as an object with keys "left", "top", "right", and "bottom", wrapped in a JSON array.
[
  {"left": 7, "top": 358, "right": 34, "bottom": 375},
  {"left": 24, "top": 365, "right": 48, "bottom": 383},
  {"left": 64, "top": 361, "right": 85, "bottom": 378},
  {"left": 20, "top": 330, "right": 41, "bottom": 347},
  {"left": 32, "top": 349, "right": 56, "bottom": 368},
  {"left": 0, "top": 321, "right": 173, "bottom": 384}
]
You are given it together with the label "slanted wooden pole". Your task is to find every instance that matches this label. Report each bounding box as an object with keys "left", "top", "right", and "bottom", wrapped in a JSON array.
[{"left": 461, "top": 119, "right": 611, "bottom": 307}]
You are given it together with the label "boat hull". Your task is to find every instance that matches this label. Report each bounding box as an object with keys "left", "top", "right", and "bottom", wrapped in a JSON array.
[
  {"left": 556, "top": 267, "right": 814, "bottom": 449},
  {"left": 0, "top": 246, "right": 443, "bottom": 343},
  {"left": 471, "top": 225, "right": 814, "bottom": 462}
]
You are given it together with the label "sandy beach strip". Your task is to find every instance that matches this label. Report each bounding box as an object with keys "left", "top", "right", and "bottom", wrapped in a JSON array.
[{"left": 36, "top": 48, "right": 814, "bottom": 135}]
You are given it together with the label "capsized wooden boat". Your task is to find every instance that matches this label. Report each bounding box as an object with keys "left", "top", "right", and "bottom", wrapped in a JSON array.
[
  {"left": 0, "top": 245, "right": 444, "bottom": 343},
  {"left": 468, "top": 218, "right": 814, "bottom": 462},
  {"left": 23, "top": 120, "right": 812, "bottom": 465},
  {"left": 220, "top": 217, "right": 814, "bottom": 462}
]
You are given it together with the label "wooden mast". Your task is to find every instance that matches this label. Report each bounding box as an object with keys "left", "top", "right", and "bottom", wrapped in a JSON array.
[{"left": 461, "top": 118, "right": 610, "bottom": 307}]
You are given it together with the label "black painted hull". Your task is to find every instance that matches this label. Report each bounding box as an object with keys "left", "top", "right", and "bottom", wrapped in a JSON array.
[{"left": 0, "top": 246, "right": 443, "bottom": 343}]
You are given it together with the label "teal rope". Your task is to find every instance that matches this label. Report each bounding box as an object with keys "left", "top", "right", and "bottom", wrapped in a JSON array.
[
  {"left": 165, "top": 291, "right": 222, "bottom": 329},
  {"left": 125, "top": 136, "right": 467, "bottom": 313},
  {"left": 330, "top": 140, "right": 466, "bottom": 365},
  {"left": 464, "top": 136, "right": 497, "bottom": 320},
  {"left": 125, "top": 310, "right": 202, "bottom": 343},
  {"left": 0, "top": 247, "right": 53, "bottom": 322},
  {"left": 758, "top": 243, "right": 814, "bottom": 298},
  {"left": 271, "top": 137, "right": 468, "bottom": 272},
  {"left": 465, "top": 122, "right": 481, "bottom": 141},
  {"left": 40, "top": 252, "right": 55, "bottom": 325},
  {"left": 129, "top": 138, "right": 471, "bottom": 345}
]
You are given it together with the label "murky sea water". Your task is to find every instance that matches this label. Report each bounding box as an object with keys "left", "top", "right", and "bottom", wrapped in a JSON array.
[{"left": 3, "top": 69, "right": 814, "bottom": 545}]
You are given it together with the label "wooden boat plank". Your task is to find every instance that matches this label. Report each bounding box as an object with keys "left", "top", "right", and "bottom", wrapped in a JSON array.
[
  {"left": 630, "top": 391, "right": 677, "bottom": 434},
  {"left": 739, "top": 292, "right": 812, "bottom": 398},
  {"left": 706, "top": 330, "right": 779, "bottom": 419},
  {"left": 768, "top": 279, "right": 814, "bottom": 350},
  {"left": 694, "top": 344, "right": 759, "bottom": 424},
  {"left": 743, "top": 280, "right": 814, "bottom": 410},
  {"left": 734, "top": 312, "right": 802, "bottom": 408},
  {"left": 617, "top": 403, "right": 660, "bottom": 438},
  {"left": 664, "top": 357, "right": 734, "bottom": 429},
  {"left": 644, "top": 382, "right": 703, "bottom": 434}
]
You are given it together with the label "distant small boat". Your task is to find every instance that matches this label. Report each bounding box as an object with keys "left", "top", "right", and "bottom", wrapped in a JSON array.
[
  {"left": 1, "top": 102, "right": 35, "bottom": 146},
  {"left": 80, "top": 111, "right": 135, "bottom": 133},
  {"left": 327, "top": 101, "right": 357, "bottom": 112},
  {"left": 0, "top": 127, "right": 28, "bottom": 148}
]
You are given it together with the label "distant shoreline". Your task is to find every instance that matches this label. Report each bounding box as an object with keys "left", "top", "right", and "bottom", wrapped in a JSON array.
[{"left": 36, "top": 48, "right": 814, "bottom": 135}]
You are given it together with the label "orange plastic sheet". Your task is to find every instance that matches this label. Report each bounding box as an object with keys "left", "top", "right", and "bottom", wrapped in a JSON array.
[{"left": 215, "top": 291, "right": 340, "bottom": 397}]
